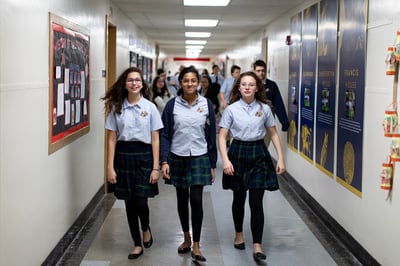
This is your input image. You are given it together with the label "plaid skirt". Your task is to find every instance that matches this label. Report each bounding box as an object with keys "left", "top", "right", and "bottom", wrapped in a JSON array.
[
  {"left": 113, "top": 141, "right": 159, "bottom": 199},
  {"left": 222, "top": 139, "right": 279, "bottom": 191},
  {"left": 166, "top": 153, "right": 212, "bottom": 188}
]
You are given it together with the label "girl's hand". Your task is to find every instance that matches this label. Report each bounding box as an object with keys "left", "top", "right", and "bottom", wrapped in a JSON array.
[
  {"left": 222, "top": 160, "right": 235, "bottom": 176},
  {"left": 276, "top": 159, "right": 286, "bottom": 175},
  {"left": 162, "top": 163, "right": 170, "bottom": 180},
  {"left": 150, "top": 169, "right": 160, "bottom": 184},
  {"left": 107, "top": 168, "right": 117, "bottom": 184}
]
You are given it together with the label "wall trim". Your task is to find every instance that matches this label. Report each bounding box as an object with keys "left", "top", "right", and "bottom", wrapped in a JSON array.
[
  {"left": 41, "top": 186, "right": 114, "bottom": 266},
  {"left": 279, "top": 170, "right": 380, "bottom": 265}
]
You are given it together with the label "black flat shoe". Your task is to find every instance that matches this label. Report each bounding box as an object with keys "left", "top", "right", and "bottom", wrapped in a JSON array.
[
  {"left": 191, "top": 251, "right": 206, "bottom": 262},
  {"left": 128, "top": 248, "right": 143, "bottom": 260},
  {"left": 253, "top": 252, "right": 267, "bottom": 261},
  {"left": 177, "top": 245, "right": 191, "bottom": 254},
  {"left": 234, "top": 242, "right": 245, "bottom": 250},
  {"left": 143, "top": 228, "right": 153, "bottom": 248}
]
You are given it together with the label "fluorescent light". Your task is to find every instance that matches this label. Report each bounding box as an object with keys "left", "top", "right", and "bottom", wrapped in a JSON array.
[
  {"left": 186, "top": 40, "right": 207, "bottom": 45},
  {"left": 184, "top": 0, "right": 230, "bottom": 6},
  {"left": 186, "top": 49, "right": 202, "bottom": 53},
  {"left": 185, "top": 32, "right": 211, "bottom": 38},
  {"left": 185, "top": 19, "right": 218, "bottom": 27},
  {"left": 186, "top": 45, "right": 204, "bottom": 49}
]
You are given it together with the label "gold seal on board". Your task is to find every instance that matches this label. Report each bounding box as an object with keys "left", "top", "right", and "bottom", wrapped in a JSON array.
[{"left": 343, "top": 141, "right": 355, "bottom": 184}]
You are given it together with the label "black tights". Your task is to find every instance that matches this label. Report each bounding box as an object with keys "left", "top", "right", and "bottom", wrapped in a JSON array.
[
  {"left": 176, "top": 185, "right": 204, "bottom": 242},
  {"left": 125, "top": 196, "right": 149, "bottom": 247},
  {"left": 232, "top": 188, "right": 265, "bottom": 243}
]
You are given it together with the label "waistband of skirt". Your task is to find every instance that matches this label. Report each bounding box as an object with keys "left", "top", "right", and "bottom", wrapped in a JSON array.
[
  {"left": 232, "top": 139, "right": 264, "bottom": 145},
  {"left": 116, "top": 141, "right": 151, "bottom": 149}
]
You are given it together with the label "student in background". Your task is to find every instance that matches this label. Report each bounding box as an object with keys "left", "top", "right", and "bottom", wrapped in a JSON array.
[
  {"left": 151, "top": 75, "right": 173, "bottom": 114},
  {"left": 253, "top": 60, "right": 289, "bottom": 133},
  {"left": 218, "top": 71, "right": 285, "bottom": 262},
  {"left": 200, "top": 74, "right": 220, "bottom": 116},
  {"left": 210, "top": 64, "right": 224, "bottom": 87},
  {"left": 102, "top": 67, "right": 163, "bottom": 260},
  {"left": 166, "top": 70, "right": 179, "bottom": 96},
  {"left": 219, "top": 64, "right": 241, "bottom": 110}
]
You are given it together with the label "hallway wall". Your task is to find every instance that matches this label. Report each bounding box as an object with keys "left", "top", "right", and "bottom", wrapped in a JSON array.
[
  {"left": 224, "top": 0, "right": 400, "bottom": 265},
  {"left": 0, "top": 1, "right": 154, "bottom": 265}
]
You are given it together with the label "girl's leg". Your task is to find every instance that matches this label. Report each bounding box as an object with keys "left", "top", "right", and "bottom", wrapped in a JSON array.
[
  {"left": 190, "top": 185, "right": 206, "bottom": 261},
  {"left": 125, "top": 199, "right": 143, "bottom": 255},
  {"left": 232, "top": 189, "right": 247, "bottom": 244},
  {"left": 176, "top": 187, "right": 192, "bottom": 251},
  {"left": 249, "top": 188, "right": 265, "bottom": 254},
  {"left": 190, "top": 185, "right": 204, "bottom": 243},
  {"left": 135, "top": 196, "right": 152, "bottom": 245}
]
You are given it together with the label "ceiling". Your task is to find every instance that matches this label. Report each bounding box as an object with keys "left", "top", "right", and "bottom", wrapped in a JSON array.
[{"left": 112, "top": 0, "right": 305, "bottom": 57}]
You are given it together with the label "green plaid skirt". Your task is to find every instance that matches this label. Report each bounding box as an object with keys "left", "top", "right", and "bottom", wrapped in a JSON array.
[
  {"left": 113, "top": 141, "right": 159, "bottom": 199},
  {"left": 222, "top": 139, "right": 279, "bottom": 191},
  {"left": 166, "top": 153, "right": 212, "bottom": 188}
]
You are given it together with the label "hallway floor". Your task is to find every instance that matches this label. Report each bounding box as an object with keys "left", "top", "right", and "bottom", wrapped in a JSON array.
[{"left": 57, "top": 154, "right": 364, "bottom": 266}]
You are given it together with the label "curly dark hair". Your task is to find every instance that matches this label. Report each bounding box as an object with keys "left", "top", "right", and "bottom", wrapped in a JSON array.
[{"left": 101, "top": 67, "right": 151, "bottom": 115}]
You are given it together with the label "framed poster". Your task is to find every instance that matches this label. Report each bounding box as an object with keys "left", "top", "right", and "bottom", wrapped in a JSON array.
[
  {"left": 336, "top": 0, "right": 368, "bottom": 197},
  {"left": 287, "top": 12, "right": 302, "bottom": 151},
  {"left": 130, "top": 51, "right": 137, "bottom": 67},
  {"left": 48, "top": 13, "right": 90, "bottom": 154}
]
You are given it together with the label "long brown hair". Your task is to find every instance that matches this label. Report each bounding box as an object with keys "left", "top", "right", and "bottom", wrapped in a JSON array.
[
  {"left": 151, "top": 75, "right": 171, "bottom": 101},
  {"left": 101, "top": 67, "right": 151, "bottom": 115},
  {"left": 229, "top": 71, "right": 271, "bottom": 107}
]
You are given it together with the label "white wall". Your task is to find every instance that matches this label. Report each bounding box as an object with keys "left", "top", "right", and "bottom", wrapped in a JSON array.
[
  {"left": 0, "top": 0, "right": 154, "bottom": 265},
  {"left": 224, "top": 0, "right": 400, "bottom": 265}
]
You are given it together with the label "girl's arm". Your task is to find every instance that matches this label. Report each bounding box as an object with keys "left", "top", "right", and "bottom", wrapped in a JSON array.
[
  {"left": 150, "top": 130, "right": 160, "bottom": 184},
  {"left": 266, "top": 126, "right": 286, "bottom": 174},
  {"left": 106, "top": 130, "right": 118, "bottom": 183}
]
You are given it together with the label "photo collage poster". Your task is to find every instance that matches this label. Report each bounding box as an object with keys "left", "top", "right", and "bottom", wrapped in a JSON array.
[
  {"left": 299, "top": 3, "right": 318, "bottom": 162},
  {"left": 336, "top": 0, "right": 368, "bottom": 197},
  {"left": 315, "top": 0, "right": 338, "bottom": 178}
]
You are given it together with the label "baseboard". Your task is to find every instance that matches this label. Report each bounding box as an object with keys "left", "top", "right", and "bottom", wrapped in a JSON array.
[
  {"left": 41, "top": 185, "right": 110, "bottom": 266},
  {"left": 279, "top": 170, "right": 380, "bottom": 266}
]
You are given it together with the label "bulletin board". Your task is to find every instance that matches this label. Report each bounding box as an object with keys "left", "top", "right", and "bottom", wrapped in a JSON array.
[{"left": 48, "top": 13, "right": 90, "bottom": 154}]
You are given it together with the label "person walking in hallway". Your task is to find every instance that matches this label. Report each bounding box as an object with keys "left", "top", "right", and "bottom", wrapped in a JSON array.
[
  {"left": 160, "top": 66, "right": 217, "bottom": 262},
  {"left": 151, "top": 75, "right": 173, "bottom": 114},
  {"left": 102, "top": 67, "right": 163, "bottom": 260},
  {"left": 200, "top": 74, "right": 220, "bottom": 116},
  {"left": 253, "top": 59, "right": 290, "bottom": 134},
  {"left": 218, "top": 71, "right": 285, "bottom": 262},
  {"left": 219, "top": 64, "right": 241, "bottom": 111},
  {"left": 210, "top": 64, "right": 224, "bottom": 87}
]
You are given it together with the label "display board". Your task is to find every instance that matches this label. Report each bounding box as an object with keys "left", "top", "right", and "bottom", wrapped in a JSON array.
[{"left": 48, "top": 13, "right": 90, "bottom": 154}]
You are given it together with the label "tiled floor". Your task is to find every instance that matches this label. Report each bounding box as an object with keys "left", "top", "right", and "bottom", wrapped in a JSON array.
[{"left": 57, "top": 154, "right": 364, "bottom": 266}]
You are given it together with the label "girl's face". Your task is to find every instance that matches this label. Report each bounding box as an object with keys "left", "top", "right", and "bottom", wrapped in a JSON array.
[
  {"left": 156, "top": 79, "right": 164, "bottom": 91},
  {"left": 125, "top": 72, "right": 143, "bottom": 95},
  {"left": 238, "top": 75, "right": 257, "bottom": 101},
  {"left": 200, "top": 77, "right": 210, "bottom": 89},
  {"left": 180, "top": 72, "right": 199, "bottom": 95}
]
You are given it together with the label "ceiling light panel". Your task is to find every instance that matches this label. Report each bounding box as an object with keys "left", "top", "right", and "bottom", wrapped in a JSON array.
[
  {"left": 186, "top": 45, "right": 205, "bottom": 49},
  {"left": 184, "top": 0, "right": 230, "bottom": 6},
  {"left": 185, "top": 32, "right": 211, "bottom": 38},
  {"left": 185, "top": 19, "right": 218, "bottom": 27},
  {"left": 186, "top": 40, "right": 207, "bottom": 45}
]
